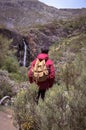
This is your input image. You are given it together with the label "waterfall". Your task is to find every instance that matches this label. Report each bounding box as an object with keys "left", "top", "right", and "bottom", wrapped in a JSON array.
[{"left": 23, "top": 40, "right": 27, "bottom": 67}]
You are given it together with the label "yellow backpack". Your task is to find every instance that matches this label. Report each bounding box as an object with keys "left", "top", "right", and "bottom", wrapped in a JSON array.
[{"left": 32, "top": 58, "right": 49, "bottom": 82}]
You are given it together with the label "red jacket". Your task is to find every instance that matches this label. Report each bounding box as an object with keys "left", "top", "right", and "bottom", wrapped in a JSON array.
[{"left": 28, "top": 53, "right": 55, "bottom": 89}]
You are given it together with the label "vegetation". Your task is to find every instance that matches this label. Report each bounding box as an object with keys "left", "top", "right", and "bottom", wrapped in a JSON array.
[
  {"left": 0, "top": 34, "right": 28, "bottom": 82},
  {"left": 0, "top": 81, "right": 13, "bottom": 99},
  {"left": 13, "top": 49, "right": 86, "bottom": 130},
  {"left": 0, "top": 35, "right": 10, "bottom": 67},
  {"left": 9, "top": 67, "right": 28, "bottom": 82},
  {"left": 14, "top": 85, "right": 38, "bottom": 130},
  {"left": 13, "top": 31, "right": 86, "bottom": 130},
  {"left": 0, "top": 16, "right": 86, "bottom": 130}
]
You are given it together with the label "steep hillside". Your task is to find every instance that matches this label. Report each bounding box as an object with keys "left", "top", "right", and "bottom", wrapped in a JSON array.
[
  {"left": 0, "top": 0, "right": 86, "bottom": 31},
  {"left": 0, "top": 0, "right": 64, "bottom": 29}
]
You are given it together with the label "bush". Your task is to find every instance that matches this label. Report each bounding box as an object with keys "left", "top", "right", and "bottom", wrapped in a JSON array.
[
  {"left": 36, "top": 85, "right": 69, "bottom": 130},
  {"left": 13, "top": 79, "right": 86, "bottom": 130},
  {"left": 9, "top": 67, "right": 28, "bottom": 82},
  {"left": 14, "top": 84, "right": 38, "bottom": 130},
  {"left": 2, "top": 57, "right": 19, "bottom": 73},
  {"left": 0, "top": 35, "right": 12, "bottom": 68},
  {"left": 0, "top": 81, "right": 13, "bottom": 99}
]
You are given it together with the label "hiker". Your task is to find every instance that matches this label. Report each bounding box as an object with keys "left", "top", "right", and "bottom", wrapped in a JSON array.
[{"left": 28, "top": 46, "right": 55, "bottom": 104}]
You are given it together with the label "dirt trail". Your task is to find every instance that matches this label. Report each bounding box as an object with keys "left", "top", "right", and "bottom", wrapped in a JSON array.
[{"left": 0, "top": 111, "right": 17, "bottom": 130}]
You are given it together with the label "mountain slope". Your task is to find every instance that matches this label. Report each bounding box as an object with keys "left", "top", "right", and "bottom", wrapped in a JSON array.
[{"left": 0, "top": 0, "right": 86, "bottom": 31}]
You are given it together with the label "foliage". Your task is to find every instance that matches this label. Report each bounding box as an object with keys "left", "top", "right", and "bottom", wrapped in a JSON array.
[
  {"left": 14, "top": 84, "right": 39, "bottom": 130},
  {"left": 0, "top": 35, "right": 11, "bottom": 67},
  {"left": 36, "top": 85, "right": 68, "bottom": 130},
  {"left": 0, "top": 81, "right": 13, "bottom": 99},
  {"left": 0, "top": 34, "right": 28, "bottom": 82},
  {"left": 60, "top": 43, "right": 86, "bottom": 90},
  {"left": 9, "top": 67, "right": 28, "bottom": 82},
  {"left": 49, "top": 33, "right": 86, "bottom": 84},
  {"left": 13, "top": 30, "right": 86, "bottom": 130},
  {"left": 64, "top": 15, "right": 86, "bottom": 30},
  {"left": 14, "top": 54, "right": 86, "bottom": 130},
  {"left": 13, "top": 79, "right": 86, "bottom": 130},
  {"left": 1, "top": 14, "right": 86, "bottom": 130},
  {"left": 2, "top": 57, "right": 19, "bottom": 73},
  {"left": 0, "top": 34, "right": 19, "bottom": 74}
]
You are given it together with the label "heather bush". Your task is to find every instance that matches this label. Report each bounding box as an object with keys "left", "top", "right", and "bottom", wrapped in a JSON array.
[
  {"left": 2, "top": 57, "right": 19, "bottom": 73},
  {"left": 14, "top": 73, "right": 86, "bottom": 130},
  {"left": 14, "top": 84, "right": 39, "bottom": 130},
  {"left": 36, "top": 85, "right": 69, "bottom": 130},
  {"left": 0, "top": 35, "right": 11, "bottom": 67},
  {"left": 9, "top": 67, "right": 28, "bottom": 82},
  {"left": 0, "top": 81, "right": 13, "bottom": 99}
]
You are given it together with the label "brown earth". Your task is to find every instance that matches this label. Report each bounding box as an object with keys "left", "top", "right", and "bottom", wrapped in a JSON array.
[{"left": 0, "top": 111, "right": 17, "bottom": 130}]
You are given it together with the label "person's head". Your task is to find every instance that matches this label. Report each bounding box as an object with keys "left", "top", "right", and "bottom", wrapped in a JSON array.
[{"left": 41, "top": 46, "right": 49, "bottom": 54}]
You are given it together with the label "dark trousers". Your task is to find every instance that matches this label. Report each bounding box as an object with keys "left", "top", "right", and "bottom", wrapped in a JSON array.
[{"left": 36, "top": 89, "right": 46, "bottom": 103}]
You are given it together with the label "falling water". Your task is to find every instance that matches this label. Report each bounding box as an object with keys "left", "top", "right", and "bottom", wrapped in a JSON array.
[{"left": 23, "top": 40, "right": 27, "bottom": 67}]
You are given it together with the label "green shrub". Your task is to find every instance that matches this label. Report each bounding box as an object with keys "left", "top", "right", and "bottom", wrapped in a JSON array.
[
  {"left": 19, "top": 67, "right": 28, "bottom": 81},
  {"left": 13, "top": 79, "right": 86, "bottom": 130},
  {"left": 9, "top": 73, "right": 22, "bottom": 82},
  {"left": 14, "top": 85, "right": 38, "bottom": 130},
  {"left": 9, "top": 67, "right": 28, "bottom": 82},
  {"left": 0, "top": 35, "right": 11, "bottom": 67},
  {"left": 2, "top": 57, "right": 19, "bottom": 73},
  {"left": 36, "top": 85, "right": 69, "bottom": 130},
  {"left": 68, "top": 88, "right": 86, "bottom": 130},
  {"left": 0, "top": 81, "right": 13, "bottom": 99}
]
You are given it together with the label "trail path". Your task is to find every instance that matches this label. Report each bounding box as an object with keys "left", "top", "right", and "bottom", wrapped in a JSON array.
[{"left": 0, "top": 111, "right": 17, "bottom": 130}]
